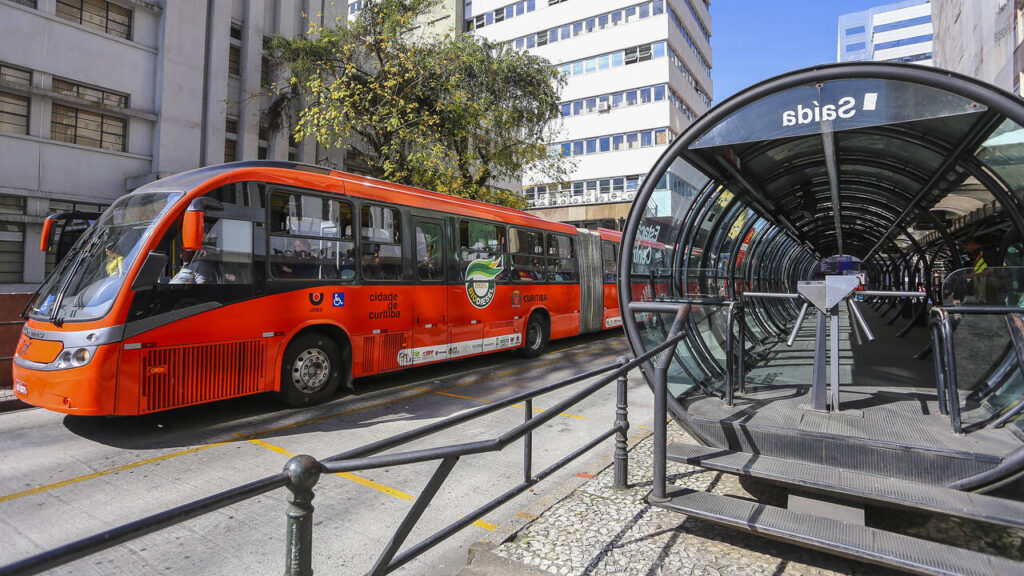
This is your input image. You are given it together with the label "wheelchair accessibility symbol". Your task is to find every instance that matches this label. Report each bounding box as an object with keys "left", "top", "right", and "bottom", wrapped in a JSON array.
[{"left": 333, "top": 292, "right": 345, "bottom": 307}]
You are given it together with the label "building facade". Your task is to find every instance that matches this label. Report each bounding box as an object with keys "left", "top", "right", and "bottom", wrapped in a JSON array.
[
  {"left": 0, "top": 0, "right": 349, "bottom": 292},
  {"left": 931, "top": 0, "right": 1024, "bottom": 96},
  {"left": 838, "top": 0, "right": 933, "bottom": 66},
  {"left": 467, "top": 0, "right": 713, "bottom": 229}
]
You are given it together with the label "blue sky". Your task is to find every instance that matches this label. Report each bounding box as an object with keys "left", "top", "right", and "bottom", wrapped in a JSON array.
[{"left": 709, "top": 1, "right": 892, "bottom": 104}]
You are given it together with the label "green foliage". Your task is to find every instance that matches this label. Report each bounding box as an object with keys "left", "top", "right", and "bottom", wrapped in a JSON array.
[{"left": 271, "top": 0, "right": 569, "bottom": 209}]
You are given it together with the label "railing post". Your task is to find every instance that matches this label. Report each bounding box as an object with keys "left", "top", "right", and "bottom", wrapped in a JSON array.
[
  {"left": 284, "top": 455, "right": 323, "bottom": 576},
  {"left": 614, "top": 356, "right": 630, "bottom": 490},
  {"left": 930, "top": 311, "right": 949, "bottom": 416},
  {"left": 725, "top": 303, "right": 735, "bottom": 407},
  {"left": 939, "top": 310, "right": 962, "bottom": 433},
  {"left": 737, "top": 307, "right": 746, "bottom": 394},
  {"left": 652, "top": 305, "right": 689, "bottom": 503},
  {"left": 524, "top": 399, "right": 533, "bottom": 483}
]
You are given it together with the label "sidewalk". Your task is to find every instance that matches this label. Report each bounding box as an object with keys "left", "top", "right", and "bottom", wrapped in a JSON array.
[{"left": 459, "top": 422, "right": 1024, "bottom": 576}]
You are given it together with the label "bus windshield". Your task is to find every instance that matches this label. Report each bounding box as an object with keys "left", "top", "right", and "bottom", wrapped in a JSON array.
[{"left": 28, "top": 191, "right": 184, "bottom": 324}]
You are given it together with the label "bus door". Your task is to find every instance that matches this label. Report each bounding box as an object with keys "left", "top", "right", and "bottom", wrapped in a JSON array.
[
  {"left": 121, "top": 183, "right": 266, "bottom": 414},
  {"left": 412, "top": 218, "right": 448, "bottom": 365},
  {"left": 450, "top": 219, "right": 504, "bottom": 359}
]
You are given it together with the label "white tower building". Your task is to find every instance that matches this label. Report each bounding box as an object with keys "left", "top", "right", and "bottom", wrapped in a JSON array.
[
  {"left": 838, "top": 0, "right": 933, "bottom": 66},
  {"left": 468, "top": 0, "right": 713, "bottom": 228}
]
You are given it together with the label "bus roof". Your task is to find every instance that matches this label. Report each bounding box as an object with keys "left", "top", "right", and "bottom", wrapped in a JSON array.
[{"left": 139, "top": 161, "right": 578, "bottom": 235}]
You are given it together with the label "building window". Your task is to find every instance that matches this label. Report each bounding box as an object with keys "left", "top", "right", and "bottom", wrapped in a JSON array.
[
  {"left": 56, "top": 0, "right": 131, "bottom": 40},
  {"left": 52, "top": 77, "right": 127, "bottom": 108},
  {"left": 10, "top": 0, "right": 36, "bottom": 8},
  {"left": 554, "top": 128, "right": 671, "bottom": 158},
  {"left": 0, "top": 64, "right": 31, "bottom": 136},
  {"left": 846, "top": 42, "right": 866, "bottom": 52},
  {"left": 0, "top": 92, "right": 29, "bottom": 135},
  {"left": 51, "top": 104, "right": 126, "bottom": 151},
  {"left": 873, "top": 15, "right": 931, "bottom": 34},
  {"left": 845, "top": 25, "right": 865, "bottom": 36},
  {"left": 261, "top": 38, "right": 273, "bottom": 87},
  {"left": 874, "top": 34, "right": 933, "bottom": 52},
  {"left": 229, "top": 24, "right": 242, "bottom": 76},
  {"left": 0, "top": 195, "right": 26, "bottom": 283},
  {"left": 225, "top": 117, "right": 238, "bottom": 162}
]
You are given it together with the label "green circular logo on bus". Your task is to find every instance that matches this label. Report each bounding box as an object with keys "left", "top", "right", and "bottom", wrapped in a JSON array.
[{"left": 466, "top": 256, "right": 503, "bottom": 309}]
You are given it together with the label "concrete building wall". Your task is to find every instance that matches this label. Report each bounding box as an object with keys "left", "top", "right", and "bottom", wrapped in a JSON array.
[
  {"left": 932, "top": 0, "right": 1016, "bottom": 91},
  {"left": 0, "top": 0, "right": 336, "bottom": 292}
]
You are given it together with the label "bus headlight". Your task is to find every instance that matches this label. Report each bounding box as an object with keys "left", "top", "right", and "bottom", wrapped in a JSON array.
[{"left": 54, "top": 346, "right": 97, "bottom": 370}]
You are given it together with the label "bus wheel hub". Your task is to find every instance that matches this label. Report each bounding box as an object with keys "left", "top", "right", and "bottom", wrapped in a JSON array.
[{"left": 293, "top": 349, "right": 330, "bottom": 392}]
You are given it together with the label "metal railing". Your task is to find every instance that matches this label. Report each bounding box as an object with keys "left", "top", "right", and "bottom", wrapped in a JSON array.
[
  {"left": 930, "top": 305, "right": 1024, "bottom": 434},
  {"left": 0, "top": 333, "right": 688, "bottom": 576}
]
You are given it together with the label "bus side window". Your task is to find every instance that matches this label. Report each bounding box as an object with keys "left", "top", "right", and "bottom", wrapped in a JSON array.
[
  {"left": 360, "top": 204, "right": 403, "bottom": 280},
  {"left": 602, "top": 241, "right": 617, "bottom": 283},
  {"left": 458, "top": 220, "right": 506, "bottom": 281}
]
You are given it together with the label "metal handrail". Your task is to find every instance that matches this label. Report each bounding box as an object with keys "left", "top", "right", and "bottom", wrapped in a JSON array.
[
  {"left": 0, "top": 333, "right": 686, "bottom": 576},
  {"left": 930, "top": 305, "right": 1024, "bottom": 433}
]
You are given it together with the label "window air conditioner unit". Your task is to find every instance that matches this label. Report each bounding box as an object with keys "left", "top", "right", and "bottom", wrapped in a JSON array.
[
  {"left": 625, "top": 192, "right": 635, "bottom": 200},
  {"left": 597, "top": 102, "right": 611, "bottom": 113},
  {"left": 558, "top": 197, "right": 567, "bottom": 204},
  {"left": 571, "top": 197, "right": 582, "bottom": 204},
  {"left": 609, "top": 191, "right": 620, "bottom": 201}
]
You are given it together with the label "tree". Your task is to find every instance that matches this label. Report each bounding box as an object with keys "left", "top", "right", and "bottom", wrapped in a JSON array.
[{"left": 271, "top": 0, "right": 569, "bottom": 209}]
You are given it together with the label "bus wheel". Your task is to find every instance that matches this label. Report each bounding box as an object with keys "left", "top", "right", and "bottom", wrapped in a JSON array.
[
  {"left": 278, "top": 333, "right": 342, "bottom": 407},
  {"left": 521, "top": 314, "right": 549, "bottom": 358}
]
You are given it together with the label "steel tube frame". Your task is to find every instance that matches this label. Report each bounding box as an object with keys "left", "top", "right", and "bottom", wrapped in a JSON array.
[{"left": 787, "top": 302, "right": 810, "bottom": 347}]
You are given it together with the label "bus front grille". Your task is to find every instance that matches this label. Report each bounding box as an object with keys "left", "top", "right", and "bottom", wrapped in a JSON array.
[{"left": 140, "top": 339, "right": 266, "bottom": 412}]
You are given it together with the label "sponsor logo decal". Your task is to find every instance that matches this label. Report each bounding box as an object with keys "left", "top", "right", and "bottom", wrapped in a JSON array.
[
  {"left": 333, "top": 292, "right": 345, "bottom": 307},
  {"left": 309, "top": 292, "right": 324, "bottom": 306},
  {"left": 20, "top": 340, "right": 31, "bottom": 356},
  {"left": 605, "top": 316, "right": 623, "bottom": 328},
  {"left": 465, "top": 256, "right": 503, "bottom": 309},
  {"left": 14, "top": 380, "right": 27, "bottom": 395},
  {"left": 511, "top": 290, "right": 521, "bottom": 308},
  {"left": 23, "top": 328, "right": 45, "bottom": 340}
]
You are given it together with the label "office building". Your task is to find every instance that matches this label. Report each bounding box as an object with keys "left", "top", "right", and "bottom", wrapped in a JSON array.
[
  {"left": 0, "top": 0, "right": 349, "bottom": 292},
  {"left": 838, "top": 0, "right": 933, "bottom": 66},
  {"left": 468, "top": 0, "right": 713, "bottom": 228}
]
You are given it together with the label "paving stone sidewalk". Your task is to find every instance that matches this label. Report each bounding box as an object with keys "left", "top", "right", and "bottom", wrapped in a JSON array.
[{"left": 460, "top": 422, "right": 1024, "bottom": 576}]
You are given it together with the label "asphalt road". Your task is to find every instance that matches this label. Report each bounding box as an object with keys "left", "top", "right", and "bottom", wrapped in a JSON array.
[{"left": 0, "top": 331, "right": 654, "bottom": 575}]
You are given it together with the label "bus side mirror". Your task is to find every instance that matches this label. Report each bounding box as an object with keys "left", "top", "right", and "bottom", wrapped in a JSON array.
[
  {"left": 40, "top": 215, "right": 56, "bottom": 252},
  {"left": 131, "top": 251, "right": 168, "bottom": 292},
  {"left": 182, "top": 209, "right": 204, "bottom": 252}
]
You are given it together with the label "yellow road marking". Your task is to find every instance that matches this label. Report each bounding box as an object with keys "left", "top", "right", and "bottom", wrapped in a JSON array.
[
  {"left": 246, "top": 438, "right": 495, "bottom": 530},
  {"left": 0, "top": 442, "right": 229, "bottom": 503},
  {"left": 0, "top": 336, "right": 624, "bottom": 504}
]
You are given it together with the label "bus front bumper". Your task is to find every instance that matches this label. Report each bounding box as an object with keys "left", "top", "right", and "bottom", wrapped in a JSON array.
[{"left": 12, "top": 343, "right": 120, "bottom": 415}]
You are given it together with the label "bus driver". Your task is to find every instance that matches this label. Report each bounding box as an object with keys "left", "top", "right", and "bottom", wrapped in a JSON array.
[{"left": 170, "top": 248, "right": 217, "bottom": 284}]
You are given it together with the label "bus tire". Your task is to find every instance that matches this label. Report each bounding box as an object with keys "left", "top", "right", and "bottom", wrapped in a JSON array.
[
  {"left": 277, "top": 332, "right": 342, "bottom": 407},
  {"left": 521, "top": 314, "right": 549, "bottom": 358}
]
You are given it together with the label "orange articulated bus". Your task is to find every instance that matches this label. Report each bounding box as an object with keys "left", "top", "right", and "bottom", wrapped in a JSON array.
[{"left": 12, "top": 162, "right": 621, "bottom": 415}]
